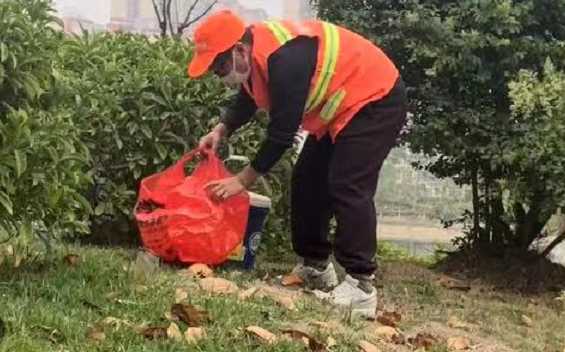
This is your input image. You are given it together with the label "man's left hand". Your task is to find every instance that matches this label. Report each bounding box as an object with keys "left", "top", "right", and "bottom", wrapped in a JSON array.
[{"left": 205, "top": 176, "right": 246, "bottom": 202}]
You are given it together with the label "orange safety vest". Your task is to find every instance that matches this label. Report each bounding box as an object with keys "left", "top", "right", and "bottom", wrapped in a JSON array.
[{"left": 243, "top": 20, "right": 399, "bottom": 140}]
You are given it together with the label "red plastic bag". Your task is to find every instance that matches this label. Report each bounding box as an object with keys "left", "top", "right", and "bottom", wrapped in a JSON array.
[{"left": 135, "top": 149, "right": 250, "bottom": 265}]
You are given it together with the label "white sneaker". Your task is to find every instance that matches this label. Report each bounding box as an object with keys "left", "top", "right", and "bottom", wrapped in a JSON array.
[
  {"left": 291, "top": 261, "right": 338, "bottom": 291},
  {"left": 326, "top": 275, "right": 377, "bottom": 319}
]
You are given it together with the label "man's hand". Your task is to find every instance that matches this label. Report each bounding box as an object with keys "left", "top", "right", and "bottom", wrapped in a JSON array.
[
  {"left": 199, "top": 123, "right": 228, "bottom": 151},
  {"left": 205, "top": 176, "right": 246, "bottom": 202},
  {"left": 205, "top": 166, "right": 260, "bottom": 202}
]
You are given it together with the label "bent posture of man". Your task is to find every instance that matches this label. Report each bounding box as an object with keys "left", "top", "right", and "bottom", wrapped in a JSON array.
[{"left": 188, "top": 10, "right": 407, "bottom": 318}]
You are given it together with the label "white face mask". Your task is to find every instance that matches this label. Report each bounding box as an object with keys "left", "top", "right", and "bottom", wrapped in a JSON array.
[{"left": 222, "top": 50, "right": 250, "bottom": 88}]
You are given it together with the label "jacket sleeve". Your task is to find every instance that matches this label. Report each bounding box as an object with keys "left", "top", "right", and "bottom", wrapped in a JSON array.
[
  {"left": 250, "top": 36, "right": 318, "bottom": 174},
  {"left": 220, "top": 88, "right": 258, "bottom": 135}
]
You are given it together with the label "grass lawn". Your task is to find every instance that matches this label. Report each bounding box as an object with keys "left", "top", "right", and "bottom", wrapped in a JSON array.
[{"left": 0, "top": 244, "right": 564, "bottom": 352}]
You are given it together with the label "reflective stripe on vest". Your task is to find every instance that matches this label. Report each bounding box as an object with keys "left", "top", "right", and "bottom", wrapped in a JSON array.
[
  {"left": 264, "top": 21, "right": 344, "bottom": 123},
  {"left": 264, "top": 21, "right": 293, "bottom": 45},
  {"left": 320, "top": 89, "right": 346, "bottom": 124},
  {"left": 305, "top": 22, "right": 340, "bottom": 114}
]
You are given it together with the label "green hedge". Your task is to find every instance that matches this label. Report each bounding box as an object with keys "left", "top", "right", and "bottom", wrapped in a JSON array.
[
  {"left": 2, "top": 0, "right": 293, "bottom": 252},
  {"left": 0, "top": 0, "right": 91, "bottom": 243}
]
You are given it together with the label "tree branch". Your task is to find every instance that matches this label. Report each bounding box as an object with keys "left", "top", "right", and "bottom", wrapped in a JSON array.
[
  {"left": 151, "top": 0, "right": 163, "bottom": 24},
  {"left": 181, "top": 0, "right": 200, "bottom": 28},
  {"left": 178, "top": 0, "right": 218, "bottom": 34},
  {"left": 161, "top": 0, "right": 168, "bottom": 36},
  {"left": 152, "top": 0, "right": 168, "bottom": 37},
  {"left": 166, "top": 0, "right": 174, "bottom": 37}
]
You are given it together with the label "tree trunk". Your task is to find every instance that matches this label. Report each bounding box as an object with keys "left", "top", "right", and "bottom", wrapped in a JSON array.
[
  {"left": 166, "top": 0, "right": 174, "bottom": 37},
  {"left": 161, "top": 0, "right": 168, "bottom": 37},
  {"left": 471, "top": 165, "right": 481, "bottom": 246},
  {"left": 484, "top": 172, "right": 492, "bottom": 245},
  {"left": 517, "top": 203, "right": 548, "bottom": 250},
  {"left": 491, "top": 194, "right": 510, "bottom": 250},
  {"left": 151, "top": 0, "right": 168, "bottom": 37}
]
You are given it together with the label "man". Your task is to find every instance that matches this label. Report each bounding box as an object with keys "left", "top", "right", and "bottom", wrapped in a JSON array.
[{"left": 189, "top": 10, "right": 406, "bottom": 318}]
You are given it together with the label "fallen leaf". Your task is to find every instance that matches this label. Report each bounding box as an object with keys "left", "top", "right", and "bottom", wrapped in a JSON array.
[
  {"left": 199, "top": 277, "right": 238, "bottom": 294},
  {"left": 447, "top": 316, "right": 470, "bottom": 330},
  {"left": 327, "top": 336, "right": 336, "bottom": 348},
  {"left": 184, "top": 263, "right": 214, "bottom": 279},
  {"left": 141, "top": 326, "right": 168, "bottom": 340},
  {"left": 246, "top": 326, "right": 277, "bottom": 345},
  {"left": 166, "top": 322, "right": 183, "bottom": 342},
  {"left": 63, "top": 254, "right": 80, "bottom": 266},
  {"left": 408, "top": 333, "right": 437, "bottom": 349},
  {"left": 521, "top": 314, "right": 533, "bottom": 327},
  {"left": 255, "top": 286, "right": 298, "bottom": 310},
  {"left": 238, "top": 287, "right": 259, "bottom": 301},
  {"left": 171, "top": 303, "right": 209, "bottom": 327},
  {"left": 281, "top": 273, "right": 304, "bottom": 287},
  {"left": 175, "top": 288, "right": 188, "bottom": 303},
  {"left": 374, "top": 326, "right": 401, "bottom": 343},
  {"left": 438, "top": 276, "right": 471, "bottom": 291},
  {"left": 359, "top": 340, "right": 381, "bottom": 352},
  {"left": 309, "top": 337, "right": 328, "bottom": 351},
  {"left": 376, "top": 310, "right": 402, "bottom": 328},
  {"left": 86, "top": 326, "right": 106, "bottom": 343},
  {"left": 282, "top": 328, "right": 324, "bottom": 349},
  {"left": 185, "top": 327, "right": 206, "bottom": 344},
  {"left": 447, "top": 336, "right": 471, "bottom": 350},
  {"left": 164, "top": 311, "right": 177, "bottom": 321}
]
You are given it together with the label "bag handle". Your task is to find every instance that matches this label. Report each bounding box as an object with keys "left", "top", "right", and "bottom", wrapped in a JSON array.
[{"left": 171, "top": 148, "right": 219, "bottom": 176}]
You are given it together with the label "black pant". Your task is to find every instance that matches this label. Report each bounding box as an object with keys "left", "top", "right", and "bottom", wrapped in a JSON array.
[{"left": 291, "top": 79, "right": 407, "bottom": 275}]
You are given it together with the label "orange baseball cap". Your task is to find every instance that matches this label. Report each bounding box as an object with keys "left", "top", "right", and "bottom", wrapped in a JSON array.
[{"left": 187, "top": 10, "right": 246, "bottom": 78}]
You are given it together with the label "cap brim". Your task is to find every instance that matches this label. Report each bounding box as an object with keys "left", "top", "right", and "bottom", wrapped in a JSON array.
[{"left": 188, "top": 51, "right": 218, "bottom": 78}]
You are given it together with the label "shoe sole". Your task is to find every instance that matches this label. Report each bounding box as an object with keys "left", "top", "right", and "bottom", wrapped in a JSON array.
[
  {"left": 334, "top": 297, "right": 377, "bottom": 320},
  {"left": 351, "top": 306, "right": 376, "bottom": 319}
]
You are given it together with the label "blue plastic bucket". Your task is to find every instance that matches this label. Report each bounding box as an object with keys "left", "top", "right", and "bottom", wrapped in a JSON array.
[{"left": 228, "top": 192, "right": 271, "bottom": 269}]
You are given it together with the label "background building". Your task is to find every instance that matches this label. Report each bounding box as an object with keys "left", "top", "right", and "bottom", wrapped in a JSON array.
[{"left": 55, "top": 0, "right": 314, "bottom": 35}]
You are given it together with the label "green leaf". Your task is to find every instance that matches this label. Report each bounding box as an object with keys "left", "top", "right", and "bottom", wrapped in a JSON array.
[
  {"left": 13, "top": 150, "right": 26, "bottom": 177},
  {"left": 155, "top": 143, "right": 167, "bottom": 160},
  {"left": 140, "top": 125, "right": 153, "bottom": 139},
  {"left": 0, "top": 222, "right": 9, "bottom": 240},
  {"left": 94, "top": 203, "right": 105, "bottom": 216},
  {"left": 0, "top": 42, "right": 7, "bottom": 63},
  {"left": 0, "top": 191, "right": 13, "bottom": 215},
  {"left": 72, "top": 192, "right": 93, "bottom": 214},
  {"left": 144, "top": 92, "right": 168, "bottom": 107},
  {"left": 18, "top": 221, "right": 32, "bottom": 238},
  {"left": 114, "top": 133, "right": 124, "bottom": 150}
]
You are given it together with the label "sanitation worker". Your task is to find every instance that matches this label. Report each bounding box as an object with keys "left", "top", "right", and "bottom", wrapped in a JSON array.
[{"left": 189, "top": 10, "right": 407, "bottom": 318}]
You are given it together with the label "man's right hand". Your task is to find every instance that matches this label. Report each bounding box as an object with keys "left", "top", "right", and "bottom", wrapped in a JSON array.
[{"left": 199, "top": 123, "right": 228, "bottom": 151}]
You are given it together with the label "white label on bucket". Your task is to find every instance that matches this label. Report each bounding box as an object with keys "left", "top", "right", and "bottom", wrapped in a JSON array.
[{"left": 248, "top": 232, "right": 262, "bottom": 255}]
